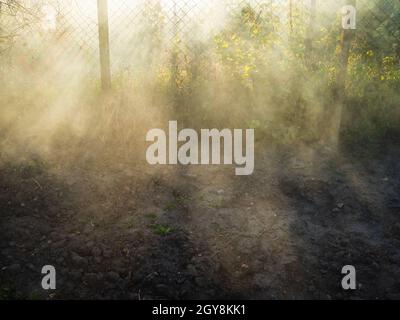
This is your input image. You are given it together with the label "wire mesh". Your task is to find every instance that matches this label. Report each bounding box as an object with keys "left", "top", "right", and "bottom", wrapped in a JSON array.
[{"left": 0, "top": 0, "right": 398, "bottom": 83}]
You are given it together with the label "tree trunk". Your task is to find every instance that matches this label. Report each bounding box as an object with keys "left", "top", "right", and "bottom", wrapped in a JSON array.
[{"left": 305, "top": 0, "right": 317, "bottom": 68}]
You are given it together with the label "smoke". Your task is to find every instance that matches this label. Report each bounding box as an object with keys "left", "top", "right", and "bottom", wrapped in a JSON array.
[{"left": 0, "top": 0, "right": 399, "bottom": 169}]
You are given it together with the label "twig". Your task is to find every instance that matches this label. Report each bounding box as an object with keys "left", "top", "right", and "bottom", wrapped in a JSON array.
[{"left": 32, "top": 178, "right": 43, "bottom": 190}]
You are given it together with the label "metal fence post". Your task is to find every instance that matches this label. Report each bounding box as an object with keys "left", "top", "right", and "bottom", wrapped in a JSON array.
[
  {"left": 97, "top": 0, "right": 111, "bottom": 91},
  {"left": 329, "top": 0, "right": 356, "bottom": 148},
  {"left": 337, "top": 0, "right": 356, "bottom": 94}
]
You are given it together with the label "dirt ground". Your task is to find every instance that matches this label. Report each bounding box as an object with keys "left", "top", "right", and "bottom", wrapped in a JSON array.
[{"left": 1, "top": 140, "right": 400, "bottom": 300}]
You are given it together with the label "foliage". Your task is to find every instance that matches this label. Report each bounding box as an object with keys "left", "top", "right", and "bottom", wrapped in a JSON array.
[{"left": 0, "top": 0, "right": 399, "bottom": 146}]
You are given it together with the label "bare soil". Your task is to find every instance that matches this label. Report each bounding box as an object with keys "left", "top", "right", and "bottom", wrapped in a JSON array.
[{"left": 1, "top": 141, "right": 400, "bottom": 300}]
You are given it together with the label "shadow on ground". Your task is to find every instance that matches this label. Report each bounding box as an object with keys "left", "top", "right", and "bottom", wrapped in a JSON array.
[{"left": 1, "top": 142, "right": 400, "bottom": 300}]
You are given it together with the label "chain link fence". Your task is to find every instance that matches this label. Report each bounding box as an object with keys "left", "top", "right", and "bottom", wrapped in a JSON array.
[{"left": 0, "top": 0, "right": 398, "bottom": 85}]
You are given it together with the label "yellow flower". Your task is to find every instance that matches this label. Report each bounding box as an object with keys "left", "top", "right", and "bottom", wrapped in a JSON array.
[{"left": 221, "top": 41, "right": 229, "bottom": 49}]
